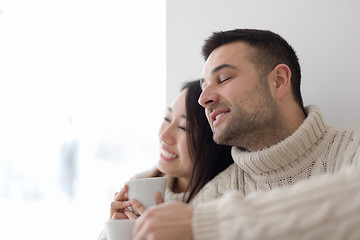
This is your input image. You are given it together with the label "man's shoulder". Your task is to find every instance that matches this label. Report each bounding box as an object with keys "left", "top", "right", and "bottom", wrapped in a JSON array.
[
  {"left": 191, "top": 163, "right": 242, "bottom": 204},
  {"left": 326, "top": 125, "right": 360, "bottom": 138},
  {"left": 324, "top": 125, "right": 360, "bottom": 166}
]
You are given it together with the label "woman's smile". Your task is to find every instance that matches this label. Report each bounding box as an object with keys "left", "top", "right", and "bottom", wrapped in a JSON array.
[{"left": 160, "top": 147, "right": 178, "bottom": 162}]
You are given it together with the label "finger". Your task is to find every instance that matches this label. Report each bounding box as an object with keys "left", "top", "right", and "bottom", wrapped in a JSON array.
[
  {"left": 115, "top": 185, "right": 128, "bottom": 201},
  {"left": 111, "top": 200, "right": 131, "bottom": 212},
  {"left": 110, "top": 200, "right": 131, "bottom": 218},
  {"left": 155, "top": 191, "right": 164, "bottom": 204},
  {"left": 124, "top": 208, "right": 138, "bottom": 220},
  {"left": 111, "top": 211, "right": 128, "bottom": 220},
  {"left": 130, "top": 198, "right": 146, "bottom": 215}
]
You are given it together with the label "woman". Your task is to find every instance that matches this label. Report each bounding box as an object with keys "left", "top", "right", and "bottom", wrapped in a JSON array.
[{"left": 98, "top": 80, "right": 233, "bottom": 236}]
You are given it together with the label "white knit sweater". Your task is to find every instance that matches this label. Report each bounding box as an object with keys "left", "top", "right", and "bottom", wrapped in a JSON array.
[{"left": 191, "top": 105, "right": 360, "bottom": 239}]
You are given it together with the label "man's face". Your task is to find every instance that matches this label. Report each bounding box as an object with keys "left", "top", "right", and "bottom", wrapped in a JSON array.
[{"left": 198, "top": 41, "right": 281, "bottom": 150}]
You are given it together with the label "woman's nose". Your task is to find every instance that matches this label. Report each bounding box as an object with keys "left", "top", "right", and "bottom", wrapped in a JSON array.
[{"left": 159, "top": 124, "right": 176, "bottom": 145}]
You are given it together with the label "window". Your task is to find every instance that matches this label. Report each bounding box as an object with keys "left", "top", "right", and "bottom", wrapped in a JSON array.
[{"left": 0, "top": 1, "right": 165, "bottom": 239}]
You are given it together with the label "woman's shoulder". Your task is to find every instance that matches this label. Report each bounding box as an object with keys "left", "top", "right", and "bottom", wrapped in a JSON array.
[
  {"left": 165, "top": 187, "right": 189, "bottom": 202},
  {"left": 130, "top": 167, "right": 164, "bottom": 180}
]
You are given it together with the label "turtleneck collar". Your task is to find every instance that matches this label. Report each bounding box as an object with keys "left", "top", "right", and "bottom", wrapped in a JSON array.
[{"left": 231, "top": 105, "right": 326, "bottom": 177}]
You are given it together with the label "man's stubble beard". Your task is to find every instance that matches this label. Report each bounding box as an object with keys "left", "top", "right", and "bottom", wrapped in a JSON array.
[{"left": 212, "top": 85, "right": 284, "bottom": 151}]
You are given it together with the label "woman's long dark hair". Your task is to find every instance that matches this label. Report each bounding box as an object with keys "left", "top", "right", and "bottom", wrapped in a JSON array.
[{"left": 181, "top": 80, "right": 233, "bottom": 203}]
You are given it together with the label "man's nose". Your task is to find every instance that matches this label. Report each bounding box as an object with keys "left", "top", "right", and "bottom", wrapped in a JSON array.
[{"left": 198, "top": 85, "right": 218, "bottom": 108}]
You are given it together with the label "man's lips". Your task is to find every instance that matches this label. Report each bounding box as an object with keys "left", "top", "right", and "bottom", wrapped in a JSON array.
[{"left": 210, "top": 109, "right": 230, "bottom": 124}]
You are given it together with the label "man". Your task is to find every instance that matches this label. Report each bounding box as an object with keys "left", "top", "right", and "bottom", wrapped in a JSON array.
[{"left": 133, "top": 29, "right": 360, "bottom": 240}]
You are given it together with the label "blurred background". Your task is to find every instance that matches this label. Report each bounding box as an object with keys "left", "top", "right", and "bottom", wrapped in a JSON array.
[
  {"left": 1, "top": 0, "right": 360, "bottom": 239},
  {"left": 0, "top": 1, "right": 165, "bottom": 239}
]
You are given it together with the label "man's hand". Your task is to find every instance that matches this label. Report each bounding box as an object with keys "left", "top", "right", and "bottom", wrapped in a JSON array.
[{"left": 133, "top": 201, "right": 194, "bottom": 240}]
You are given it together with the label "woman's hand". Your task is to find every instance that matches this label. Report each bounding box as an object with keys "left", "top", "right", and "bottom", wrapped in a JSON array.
[
  {"left": 110, "top": 185, "right": 133, "bottom": 220},
  {"left": 130, "top": 191, "right": 164, "bottom": 216},
  {"left": 110, "top": 185, "right": 165, "bottom": 220}
]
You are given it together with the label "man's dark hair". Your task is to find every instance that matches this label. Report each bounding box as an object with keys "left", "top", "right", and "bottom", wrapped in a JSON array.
[{"left": 202, "top": 29, "right": 304, "bottom": 109}]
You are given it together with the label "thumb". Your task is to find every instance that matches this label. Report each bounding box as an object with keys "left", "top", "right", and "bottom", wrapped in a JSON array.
[{"left": 156, "top": 191, "right": 164, "bottom": 204}]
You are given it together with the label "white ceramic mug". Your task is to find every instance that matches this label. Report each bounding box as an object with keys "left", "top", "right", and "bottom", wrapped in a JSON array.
[
  {"left": 105, "top": 219, "right": 136, "bottom": 240},
  {"left": 125, "top": 177, "right": 167, "bottom": 215}
]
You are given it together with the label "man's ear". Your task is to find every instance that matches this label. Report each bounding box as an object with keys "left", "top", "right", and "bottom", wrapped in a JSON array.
[{"left": 269, "top": 63, "right": 292, "bottom": 100}]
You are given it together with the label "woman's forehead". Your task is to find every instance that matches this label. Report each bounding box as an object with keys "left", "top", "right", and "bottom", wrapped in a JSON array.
[{"left": 168, "top": 90, "right": 187, "bottom": 117}]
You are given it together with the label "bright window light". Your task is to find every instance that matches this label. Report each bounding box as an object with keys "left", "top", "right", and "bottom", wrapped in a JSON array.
[{"left": 0, "top": 1, "right": 165, "bottom": 239}]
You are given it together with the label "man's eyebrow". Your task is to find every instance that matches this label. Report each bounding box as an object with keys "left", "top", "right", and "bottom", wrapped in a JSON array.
[
  {"left": 211, "top": 64, "right": 238, "bottom": 74},
  {"left": 201, "top": 64, "right": 238, "bottom": 88}
]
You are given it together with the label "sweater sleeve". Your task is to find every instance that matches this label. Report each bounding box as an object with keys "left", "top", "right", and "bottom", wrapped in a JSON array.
[{"left": 192, "top": 166, "right": 360, "bottom": 240}]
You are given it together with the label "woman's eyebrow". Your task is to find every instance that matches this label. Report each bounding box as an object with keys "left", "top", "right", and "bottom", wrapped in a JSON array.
[{"left": 167, "top": 107, "right": 186, "bottom": 119}]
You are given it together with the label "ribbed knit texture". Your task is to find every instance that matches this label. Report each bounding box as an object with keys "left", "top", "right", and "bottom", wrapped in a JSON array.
[
  {"left": 191, "top": 105, "right": 360, "bottom": 239},
  {"left": 193, "top": 167, "right": 360, "bottom": 240}
]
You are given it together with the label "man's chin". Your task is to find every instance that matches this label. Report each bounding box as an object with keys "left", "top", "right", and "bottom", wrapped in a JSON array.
[
  {"left": 213, "top": 130, "right": 242, "bottom": 147},
  {"left": 212, "top": 132, "right": 228, "bottom": 145}
]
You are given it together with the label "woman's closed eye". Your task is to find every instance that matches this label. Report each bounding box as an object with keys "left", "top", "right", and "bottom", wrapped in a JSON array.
[
  {"left": 163, "top": 117, "right": 186, "bottom": 131},
  {"left": 178, "top": 126, "right": 186, "bottom": 131}
]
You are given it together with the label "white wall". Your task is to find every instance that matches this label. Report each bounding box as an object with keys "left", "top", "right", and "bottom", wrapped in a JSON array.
[{"left": 166, "top": 0, "right": 360, "bottom": 127}]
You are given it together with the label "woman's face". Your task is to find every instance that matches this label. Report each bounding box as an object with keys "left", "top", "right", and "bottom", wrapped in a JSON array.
[{"left": 158, "top": 89, "right": 193, "bottom": 180}]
